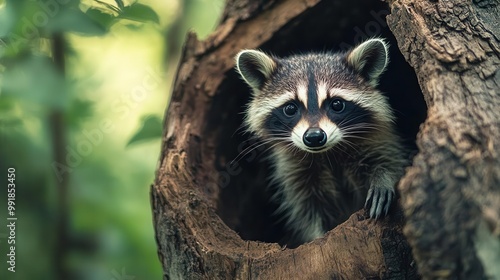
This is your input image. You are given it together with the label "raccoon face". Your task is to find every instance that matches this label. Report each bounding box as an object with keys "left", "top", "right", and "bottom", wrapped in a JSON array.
[{"left": 236, "top": 39, "right": 394, "bottom": 153}]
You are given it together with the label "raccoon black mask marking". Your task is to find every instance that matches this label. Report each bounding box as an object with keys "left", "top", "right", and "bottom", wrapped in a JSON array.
[{"left": 235, "top": 39, "right": 406, "bottom": 246}]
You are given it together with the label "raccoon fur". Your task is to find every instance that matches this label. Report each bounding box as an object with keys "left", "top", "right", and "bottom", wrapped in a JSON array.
[{"left": 235, "top": 38, "right": 406, "bottom": 246}]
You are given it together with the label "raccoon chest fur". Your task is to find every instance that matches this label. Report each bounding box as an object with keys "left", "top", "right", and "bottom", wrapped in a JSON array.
[
  {"left": 270, "top": 148, "right": 370, "bottom": 244},
  {"left": 235, "top": 38, "right": 406, "bottom": 246}
]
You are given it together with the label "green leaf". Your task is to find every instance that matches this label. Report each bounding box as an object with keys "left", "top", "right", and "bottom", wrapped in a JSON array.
[
  {"left": 95, "top": 0, "right": 121, "bottom": 14},
  {"left": 118, "top": 3, "right": 160, "bottom": 24},
  {"left": 46, "top": 7, "right": 106, "bottom": 36},
  {"left": 114, "top": 0, "right": 125, "bottom": 10},
  {"left": 126, "top": 115, "right": 162, "bottom": 147},
  {"left": 85, "top": 8, "right": 117, "bottom": 31}
]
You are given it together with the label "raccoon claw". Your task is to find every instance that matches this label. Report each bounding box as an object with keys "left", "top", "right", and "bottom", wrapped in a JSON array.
[{"left": 365, "top": 187, "right": 394, "bottom": 219}]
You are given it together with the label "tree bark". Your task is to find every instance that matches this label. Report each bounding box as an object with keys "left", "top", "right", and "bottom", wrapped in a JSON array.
[
  {"left": 151, "top": 0, "right": 500, "bottom": 279},
  {"left": 387, "top": 0, "right": 500, "bottom": 279}
]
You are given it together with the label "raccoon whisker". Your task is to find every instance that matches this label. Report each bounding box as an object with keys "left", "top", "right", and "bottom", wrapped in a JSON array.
[
  {"left": 232, "top": 124, "right": 249, "bottom": 138},
  {"left": 343, "top": 129, "right": 384, "bottom": 138},
  {"left": 298, "top": 151, "right": 309, "bottom": 164},
  {"left": 341, "top": 137, "right": 360, "bottom": 148},
  {"left": 230, "top": 137, "right": 289, "bottom": 164},
  {"left": 339, "top": 115, "right": 368, "bottom": 126},
  {"left": 284, "top": 143, "right": 300, "bottom": 158},
  {"left": 340, "top": 124, "right": 384, "bottom": 134},
  {"left": 341, "top": 123, "right": 381, "bottom": 129},
  {"left": 329, "top": 145, "right": 349, "bottom": 160},
  {"left": 230, "top": 142, "right": 268, "bottom": 164},
  {"left": 344, "top": 135, "right": 373, "bottom": 141},
  {"left": 282, "top": 142, "right": 299, "bottom": 156},
  {"left": 342, "top": 128, "right": 381, "bottom": 134},
  {"left": 339, "top": 139, "right": 361, "bottom": 154},
  {"left": 325, "top": 153, "right": 334, "bottom": 170},
  {"left": 273, "top": 117, "right": 303, "bottom": 140},
  {"left": 294, "top": 146, "right": 303, "bottom": 157},
  {"left": 334, "top": 128, "right": 359, "bottom": 155},
  {"left": 328, "top": 126, "right": 359, "bottom": 155},
  {"left": 326, "top": 147, "right": 340, "bottom": 164},
  {"left": 308, "top": 155, "right": 315, "bottom": 169},
  {"left": 267, "top": 132, "right": 292, "bottom": 137},
  {"left": 258, "top": 142, "right": 284, "bottom": 159},
  {"left": 269, "top": 138, "right": 294, "bottom": 148},
  {"left": 332, "top": 143, "right": 354, "bottom": 158},
  {"left": 336, "top": 112, "right": 372, "bottom": 127},
  {"left": 256, "top": 137, "right": 295, "bottom": 158},
  {"left": 338, "top": 121, "right": 379, "bottom": 132},
  {"left": 347, "top": 123, "right": 384, "bottom": 129},
  {"left": 341, "top": 127, "right": 380, "bottom": 134}
]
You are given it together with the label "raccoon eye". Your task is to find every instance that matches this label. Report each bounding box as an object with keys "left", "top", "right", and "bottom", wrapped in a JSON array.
[
  {"left": 330, "top": 99, "right": 345, "bottom": 113},
  {"left": 283, "top": 103, "right": 298, "bottom": 117}
]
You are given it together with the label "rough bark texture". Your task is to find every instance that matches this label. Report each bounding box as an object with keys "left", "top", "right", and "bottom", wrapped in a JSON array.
[
  {"left": 387, "top": 0, "right": 500, "bottom": 279},
  {"left": 152, "top": 0, "right": 500, "bottom": 279}
]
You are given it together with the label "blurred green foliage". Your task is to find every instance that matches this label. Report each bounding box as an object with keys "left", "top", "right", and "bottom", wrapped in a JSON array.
[
  {"left": 127, "top": 115, "right": 162, "bottom": 146},
  {"left": 0, "top": 0, "right": 224, "bottom": 279}
]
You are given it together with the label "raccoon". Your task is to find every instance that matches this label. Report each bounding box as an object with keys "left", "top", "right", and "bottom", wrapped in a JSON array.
[{"left": 235, "top": 38, "right": 406, "bottom": 246}]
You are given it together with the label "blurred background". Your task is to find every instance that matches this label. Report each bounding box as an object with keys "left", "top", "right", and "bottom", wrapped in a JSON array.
[{"left": 0, "top": 0, "right": 224, "bottom": 279}]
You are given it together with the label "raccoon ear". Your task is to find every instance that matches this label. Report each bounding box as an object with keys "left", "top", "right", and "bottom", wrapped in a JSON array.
[
  {"left": 346, "top": 38, "right": 389, "bottom": 85},
  {"left": 236, "top": 50, "right": 277, "bottom": 90}
]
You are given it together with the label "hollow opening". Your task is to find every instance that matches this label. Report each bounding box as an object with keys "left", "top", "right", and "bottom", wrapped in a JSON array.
[{"left": 207, "top": 0, "right": 427, "bottom": 246}]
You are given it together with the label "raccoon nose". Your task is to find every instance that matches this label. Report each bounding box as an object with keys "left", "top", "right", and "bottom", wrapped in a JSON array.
[{"left": 303, "top": 128, "right": 327, "bottom": 148}]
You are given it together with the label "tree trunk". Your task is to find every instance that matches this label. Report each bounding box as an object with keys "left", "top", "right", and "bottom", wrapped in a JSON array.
[
  {"left": 386, "top": 0, "right": 500, "bottom": 279},
  {"left": 151, "top": 0, "right": 500, "bottom": 279}
]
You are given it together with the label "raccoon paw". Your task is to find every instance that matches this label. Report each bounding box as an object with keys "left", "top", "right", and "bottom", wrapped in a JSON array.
[{"left": 364, "top": 186, "right": 395, "bottom": 219}]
